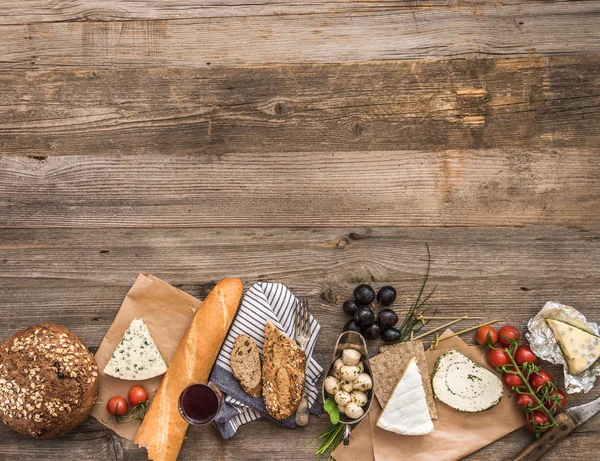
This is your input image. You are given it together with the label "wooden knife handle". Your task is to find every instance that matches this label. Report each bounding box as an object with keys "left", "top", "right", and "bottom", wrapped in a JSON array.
[{"left": 506, "top": 413, "right": 577, "bottom": 461}]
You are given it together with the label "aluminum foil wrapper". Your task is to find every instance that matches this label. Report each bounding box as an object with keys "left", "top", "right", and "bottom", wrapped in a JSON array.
[{"left": 527, "top": 301, "right": 600, "bottom": 394}]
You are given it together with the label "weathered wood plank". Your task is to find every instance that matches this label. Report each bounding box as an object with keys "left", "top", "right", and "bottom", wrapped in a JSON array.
[
  {"left": 3, "top": 226, "right": 600, "bottom": 343},
  {"left": 0, "top": 419, "right": 125, "bottom": 461},
  {"left": 1, "top": 1, "right": 599, "bottom": 69},
  {"left": 1, "top": 225, "right": 600, "bottom": 459},
  {"left": 1, "top": 149, "right": 599, "bottom": 228},
  {"left": 1, "top": 56, "right": 600, "bottom": 157}
]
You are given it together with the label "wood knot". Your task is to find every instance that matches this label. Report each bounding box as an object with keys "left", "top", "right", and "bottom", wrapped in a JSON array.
[
  {"left": 274, "top": 101, "right": 292, "bottom": 117},
  {"left": 351, "top": 122, "right": 365, "bottom": 135},
  {"left": 336, "top": 237, "right": 350, "bottom": 249},
  {"left": 29, "top": 156, "right": 47, "bottom": 162},
  {"left": 349, "top": 231, "right": 370, "bottom": 241},
  {"left": 320, "top": 288, "right": 337, "bottom": 305}
]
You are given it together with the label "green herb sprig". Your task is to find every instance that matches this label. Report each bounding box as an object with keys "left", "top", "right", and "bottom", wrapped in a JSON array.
[
  {"left": 313, "top": 398, "right": 345, "bottom": 460},
  {"left": 397, "top": 243, "right": 437, "bottom": 342}
]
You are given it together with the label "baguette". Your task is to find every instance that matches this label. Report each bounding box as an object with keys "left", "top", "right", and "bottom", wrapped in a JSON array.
[{"left": 134, "top": 278, "right": 243, "bottom": 461}]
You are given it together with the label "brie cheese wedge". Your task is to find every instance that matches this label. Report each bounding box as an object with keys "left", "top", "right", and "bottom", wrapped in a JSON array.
[
  {"left": 377, "top": 358, "right": 434, "bottom": 436},
  {"left": 547, "top": 318, "right": 600, "bottom": 374},
  {"left": 432, "top": 350, "right": 503, "bottom": 413},
  {"left": 104, "top": 318, "right": 168, "bottom": 380}
]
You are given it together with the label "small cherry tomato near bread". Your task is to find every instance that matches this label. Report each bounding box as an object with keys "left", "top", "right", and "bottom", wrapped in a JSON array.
[
  {"left": 503, "top": 373, "right": 525, "bottom": 388},
  {"left": 475, "top": 325, "right": 498, "bottom": 346},
  {"left": 107, "top": 396, "right": 128, "bottom": 416},
  {"left": 529, "top": 370, "right": 552, "bottom": 390},
  {"left": 498, "top": 325, "right": 520, "bottom": 346},
  {"left": 526, "top": 410, "right": 549, "bottom": 432},
  {"left": 487, "top": 348, "right": 511, "bottom": 368},
  {"left": 128, "top": 385, "right": 149, "bottom": 406},
  {"left": 514, "top": 345, "right": 537, "bottom": 366},
  {"left": 515, "top": 393, "right": 536, "bottom": 408},
  {"left": 544, "top": 389, "right": 566, "bottom": 412}
]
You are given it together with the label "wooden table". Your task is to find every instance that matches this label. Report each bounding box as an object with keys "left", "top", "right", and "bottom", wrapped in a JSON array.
[{"left": 1, "top": 1, "right": 600, "bottom": 460}]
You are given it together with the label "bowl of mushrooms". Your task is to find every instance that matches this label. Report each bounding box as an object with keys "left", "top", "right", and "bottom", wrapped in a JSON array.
[{"left": 322, "top": 331, "right": 374, "bottom": 446}]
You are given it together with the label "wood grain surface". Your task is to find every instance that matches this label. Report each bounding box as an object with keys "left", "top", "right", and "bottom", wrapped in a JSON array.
[
  {"left": 2, "top": 0, "right": 600, "bottom": 460},
  {"left": 1, "top": 1, "right": 599, "bottom": 70},
  {"left": 1, "top": 149, "right": 600, "bottom": 228},
  {"left": 1, "top": 56, "right": 600, "bottom": 157}
]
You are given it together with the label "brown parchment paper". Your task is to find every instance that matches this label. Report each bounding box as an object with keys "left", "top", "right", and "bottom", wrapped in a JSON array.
[
  {"left": 332, "top": 330, "right": 524, "bottom": 461},
  {"left": 91, "top": 273, "right": 202, "bottom": 441}
]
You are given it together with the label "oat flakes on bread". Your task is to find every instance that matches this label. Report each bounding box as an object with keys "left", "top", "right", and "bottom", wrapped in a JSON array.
[
  {"left": 231, "top": 334, "right": 262, "bottom": 398},
  {"left": 262, "top": 322, "right": 306, "bottom": 421},
  {"left": 0, "top": 324, "right": 98, "bottom": 438}
]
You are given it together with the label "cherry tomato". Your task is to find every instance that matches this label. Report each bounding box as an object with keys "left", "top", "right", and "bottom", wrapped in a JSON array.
[
  {"left": 526, "top": 410, "right": 549, "bottom": 432},
  {"left": 498, "top": 325, "right": 520, "bottom": 346},
  {"left": 503, "top": 373, "right": 525, "bottom": 388},
  {"left": 529, "top": 370, "right": 553, "bottom": 390},
  {"left": 487, "top": 348, "right": 511, "bottom": 368},
  {"left": 514, "top": 345, "right": 537, "bottom": 366},
  {"left": 107, "top": 396, "right": 128, "bottom": 416},
  {"left": 476, "top": 325, "right": 498, "bottom": 346},
  {"left": 128, "top": 385, "right": 149, "bottom": 407},
  {"left": 544, "top": 389, "right": 566, "bottom": 412},
  {"left": 515, "top": 393, "right": 536, "bottom": 408}
]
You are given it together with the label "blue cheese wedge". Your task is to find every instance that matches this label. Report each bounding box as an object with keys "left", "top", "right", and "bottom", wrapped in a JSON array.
[
  {"left": 432, "top": 350, "right": 503, "bottom": 413},
  {"left": 546, "top": 318, "right": 600, "bottom": 375},
  {"left": 104, "top": 318, "right": 167, "bottom": 380},
  {"left": 377, "top": 358, "right": 434, "bottom": 436}
]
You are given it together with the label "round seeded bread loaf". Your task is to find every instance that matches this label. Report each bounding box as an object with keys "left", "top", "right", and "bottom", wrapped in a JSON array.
[{"left": 0, "top": 324, "right": 98, "bottom": 438}]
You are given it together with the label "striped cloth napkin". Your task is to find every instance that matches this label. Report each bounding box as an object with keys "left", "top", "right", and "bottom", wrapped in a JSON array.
[{"left": 210, "top": 282, "right": 323, "bottom": 439}]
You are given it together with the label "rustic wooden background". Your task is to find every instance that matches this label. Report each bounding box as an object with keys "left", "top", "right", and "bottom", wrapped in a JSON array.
[{"left": 1, "top": 1, "right": 600, "bottom": 460}]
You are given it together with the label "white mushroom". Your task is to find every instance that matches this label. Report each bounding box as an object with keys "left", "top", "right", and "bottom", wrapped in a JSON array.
[
  {"left": 340, "top": 365, "right": 361, "bottom": 382},
  {"left": 342, "top": 349, "right": 362, "bottom": 366},
  {"left": 351, "top": 390, "right": 368, "bottom": 407},
  {"left": 353, "top": 373, "right": 373, "bottom": 391},
  {"left": 334, "top": 390, "right": 351, "bottom": 406},
  {"left": 324, "top": 376, "right": 340, "bottom": 395},
  {"left": 356, "top": 361, "right": 364, "bottom": 374},
  {"left": 344, "top": 402, "right": 364, "bottom": 419},
  {"left": 340, "top": 380, "right": 354, "bottom": 392},
  {"left": 333, "top": 359, "right": 345, "bottom": 376}
]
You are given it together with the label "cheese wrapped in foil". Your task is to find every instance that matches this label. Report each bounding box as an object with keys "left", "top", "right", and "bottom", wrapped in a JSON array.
[{"left": 527, "top": 301, "right": 600, "bottom": 393}]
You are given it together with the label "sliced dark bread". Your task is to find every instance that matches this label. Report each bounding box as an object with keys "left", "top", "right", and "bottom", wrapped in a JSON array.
[
  {"left": 231, "top": 334, "right": 262, "bottom": 398},
  {"left": 262, "top": 322, "right": 306, "bottom": 421}
]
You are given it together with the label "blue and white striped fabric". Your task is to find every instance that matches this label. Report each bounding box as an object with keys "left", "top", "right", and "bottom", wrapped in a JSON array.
[{"left": 210, "top": 282, "right": 323, "bottom": 439}]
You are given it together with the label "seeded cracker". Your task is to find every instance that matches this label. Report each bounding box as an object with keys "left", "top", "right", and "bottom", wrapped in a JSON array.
[{"left": 371, "top": 339, "right": 437, "bottom": 419}]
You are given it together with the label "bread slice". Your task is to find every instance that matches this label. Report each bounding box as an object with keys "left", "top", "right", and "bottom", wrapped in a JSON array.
[
  {"left": 262, "top": 322, "right": 306, "bottom": 421},
  {"left": 231, "top": 335, "right": 262, "bottom": 398}
]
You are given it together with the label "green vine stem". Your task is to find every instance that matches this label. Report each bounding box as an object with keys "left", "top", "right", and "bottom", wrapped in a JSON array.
[{"left": 489, "top": 339, "right": 561, "bottom": 437}]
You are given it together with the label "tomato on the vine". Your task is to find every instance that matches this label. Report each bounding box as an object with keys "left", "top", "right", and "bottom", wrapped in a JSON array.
[
  {"left": 514, "top": 345, "right": 537, "bottom": 366},
  {"left": 529, "top": 370, "right": 553, "bottom": 390},
  {"left": 526, "top": 410, "right": 549, "bottom": 432},
  {"left": 498, "top": 325, "right": 520, "bottom": 346},
  {"left": 544, "top": 389, "right": 566, "bottom": 412},
  {"left": 503, "top": 373, "right": 525, "bottom": 388},
  {"left": 107, "top": 396, "right": 128, "bottom": 416},
  {"left": 128, "top": 385, "right": 149, "bottom": 407},
  {"left": 476, "top": 325, "right": 498, "bottom": 346},
  {"left": 487, "top": 348, "right": 511, "bottom": 368},
  {"left": 515, "top": 393, "right": 536, "bottom": 408}
]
